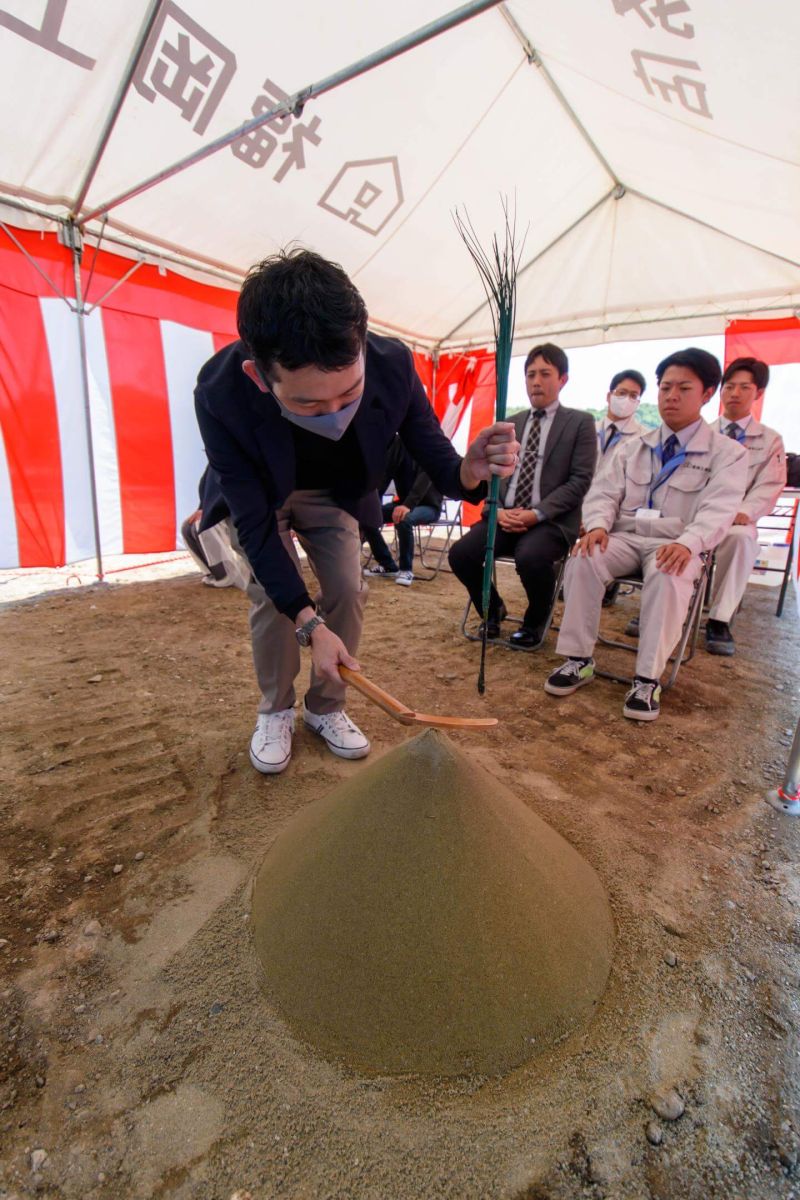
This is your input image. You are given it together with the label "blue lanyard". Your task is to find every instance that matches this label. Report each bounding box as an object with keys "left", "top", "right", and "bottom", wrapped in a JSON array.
[{"left": 648, "top": 443, "right": 687, "bottom": 508}]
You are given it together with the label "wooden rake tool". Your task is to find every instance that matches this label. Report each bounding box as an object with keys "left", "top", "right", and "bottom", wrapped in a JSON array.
[{"left": 339, "top": 666, "right": 498, "bottom": 730}]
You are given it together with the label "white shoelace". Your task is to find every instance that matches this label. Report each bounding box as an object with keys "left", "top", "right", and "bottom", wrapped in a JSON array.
[
  {"left": 317, "top": 710, "right": 357, "bottom": 735},
  {"left": 561, "top": 659, "right": 586, "bottom": 678},
  {"left": 630, "top": 681, "right": 656, "bottom": 703},
  {"left": 256, "top": 712, "right": 293, "bottom": 746}
]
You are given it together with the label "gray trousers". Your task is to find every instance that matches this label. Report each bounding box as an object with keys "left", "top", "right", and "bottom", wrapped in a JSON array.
[
  {"left": 228, "top": 490, "right": 367, "bottom": 716},
  {"left": 556, "top": 531, "right": 702, "bottom": 681}
]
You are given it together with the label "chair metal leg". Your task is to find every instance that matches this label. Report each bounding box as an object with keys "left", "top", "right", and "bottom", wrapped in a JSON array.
[{"left": 777, "top": 539, "right": 794, "bottom": 618}]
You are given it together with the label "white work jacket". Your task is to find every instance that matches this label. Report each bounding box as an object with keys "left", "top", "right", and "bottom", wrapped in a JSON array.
[
  {"left": 594, "top": 414, "right": 647, "bottom": 476},
  {"left": 582, "top": 419, "right": 748, "bottom": 556},
  {"left": 712, "top": 417, "right": 787, "bottom": 523}
]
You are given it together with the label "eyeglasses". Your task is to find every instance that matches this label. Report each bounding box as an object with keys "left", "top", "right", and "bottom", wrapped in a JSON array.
[{"left": 611, "top": 389, "right": 640, "bottom": 399}]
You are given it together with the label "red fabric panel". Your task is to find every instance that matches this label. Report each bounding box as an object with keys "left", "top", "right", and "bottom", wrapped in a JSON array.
[
  {"left": 462, "top": 355, "right": 499, "bottom": 527},
  {"left": 412, "top": 351, "right": 434, "bottom": 402},
  {"left": 102, "top": 310, "right": 175, "bottom": 552},
  {"left": 0, "top": 289, "right": 64, "bottom": 565},
  {"left": 212, "top": 330, "right": 238, "bottom": 353},
  {"left": 0, "top": 228, "right": 74, "bottom": 300},
  {"left": 725, "top": 317, "right": 800, "bottom": 420}
]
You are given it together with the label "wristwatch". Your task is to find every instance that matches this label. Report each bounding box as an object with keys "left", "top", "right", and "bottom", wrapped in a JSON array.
[{"left": 295, "top": 615, "right": 326, "bottom": 647}]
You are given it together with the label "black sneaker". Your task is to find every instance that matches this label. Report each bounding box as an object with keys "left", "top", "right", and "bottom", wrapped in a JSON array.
[
  {"left": 623, "top": 678, "right": 661, "bottom": 721},
  {"left": 705, "top": 619, "right": 735, "bottom": 656},
  {"left": 544, "top": 658, "right": 595, "bottom": 695}
]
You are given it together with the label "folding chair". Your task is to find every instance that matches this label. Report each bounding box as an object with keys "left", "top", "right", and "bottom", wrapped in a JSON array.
[
  {"left": 594, "top": 554, "right": 711, "bottom": 689},
  {"left": 460, "top": 555, "right": 568, "bottom": 652},
  {"left": 413, "top": 500, "right": 463, "bottom": 581}
]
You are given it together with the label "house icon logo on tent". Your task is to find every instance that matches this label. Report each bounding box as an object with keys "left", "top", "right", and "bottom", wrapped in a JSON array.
[{"left": 318, "top": 158, "right": 404, "bottom": 236}]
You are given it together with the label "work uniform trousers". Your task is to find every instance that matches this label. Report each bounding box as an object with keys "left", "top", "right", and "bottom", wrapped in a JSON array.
[
  {"left": 708, "top": 524, "right": 759, "bottom": 623},
  {"left": 227, "top": 490, "right": 367, "bottom": 717},
  {"left": 556, "top": 530, "right": 703, "bottom": 681},
  {"left": 448, "top": 518, "right": 568, "bottom": 630}
]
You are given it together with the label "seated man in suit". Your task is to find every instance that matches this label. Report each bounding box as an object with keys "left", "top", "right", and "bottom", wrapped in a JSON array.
[
  {"left": 705, "top": 357, "right": 787, "bottom": 655},
  {"left": 362, "top": 435, "right": 443, "bottom": 587},
  {"left": 448, "top": 343, "right": 597, "bottom": 647},
  {"left": 194, "top": 249, "right": 517, "bottom": 774},
  {"left": 595, "top": 369, "right": 647, "bottom": 472},
  {"left": 545, "top": 348, "right": 748, "bottom": 721}
]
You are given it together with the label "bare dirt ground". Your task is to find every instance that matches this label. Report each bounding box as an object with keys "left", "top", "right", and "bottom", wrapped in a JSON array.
[{"left": 1, "top": 557, "right": 799, "bottom": 1200}]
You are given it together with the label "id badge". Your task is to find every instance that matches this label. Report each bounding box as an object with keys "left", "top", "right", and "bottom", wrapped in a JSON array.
[{"left": 636, "top": 507, "right": 661, "bottom": 520}]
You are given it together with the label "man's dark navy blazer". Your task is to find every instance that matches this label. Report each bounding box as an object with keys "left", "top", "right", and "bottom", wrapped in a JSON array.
[{"left": 195, "top": 332, "right": 484, "bottom": 618}]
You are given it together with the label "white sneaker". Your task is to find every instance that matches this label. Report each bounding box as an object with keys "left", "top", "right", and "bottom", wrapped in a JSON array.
[
  {"left": 249, "top": 709, "right": 295, "bottom": 774},
  {"left": 303, "top": 704, "right": 370, "bottom": 759},
  {"left": 395, "top": 570, "right": 414, "bottom": 587}
]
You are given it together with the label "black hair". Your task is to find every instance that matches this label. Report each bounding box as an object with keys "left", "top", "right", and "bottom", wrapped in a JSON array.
[
  {"left": 655, "top": 347, "right": 722, "bottom": 392},
  {"left": 237, "top": 248, "right": 368, "bottom": 378},
  {"left": 524, "top": 343, "right": 569, "bottom": 377},
  {"left": 609, "top": 369, "right": 646, "bottom": 395},
  {"left": 722, "top": 356, "right": 770, "bottom": 390}
]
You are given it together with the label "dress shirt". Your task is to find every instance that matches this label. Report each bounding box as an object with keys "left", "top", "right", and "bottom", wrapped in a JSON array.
[{"left": 505, "top": 399, "right": 560, "bottom": 513}]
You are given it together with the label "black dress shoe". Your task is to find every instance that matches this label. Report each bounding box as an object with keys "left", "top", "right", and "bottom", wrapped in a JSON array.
[
  {"left": 706, "top": 618, "right": 735, "bottom": 656},
  {"left": 477, "top": 601, "right": 507, "bottom": 639},
  {"left": 509, "top": 626, "right": 545, "bottom": 648}
]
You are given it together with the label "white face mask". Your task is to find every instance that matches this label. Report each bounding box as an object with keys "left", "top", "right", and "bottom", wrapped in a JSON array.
[
  {"left": 275, "top": 393, "right": 362, "bottom": 441},
  {"left": 608, "top": 392, "right": 640, "bottom": 420}
]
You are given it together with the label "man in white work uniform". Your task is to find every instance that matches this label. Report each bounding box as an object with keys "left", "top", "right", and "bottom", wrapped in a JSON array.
[
  {"left": 544, "top": 348, "right": 748, "bottom": 721},
  {"left": 595, "top": 369, "right": 647, "bottom": 474},
  {"left": 705, "top": 357, "right": 787, "bottom": 655}
]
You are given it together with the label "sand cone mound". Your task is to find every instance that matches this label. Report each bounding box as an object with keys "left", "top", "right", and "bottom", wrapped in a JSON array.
[{"left": 251, "top": 730, "right": 613, "bottom": 1076}]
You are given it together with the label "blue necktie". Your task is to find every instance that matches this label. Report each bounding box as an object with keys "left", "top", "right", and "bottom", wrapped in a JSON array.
[{"left": 662, "top": 433, "right": 679, "bottom": 464}]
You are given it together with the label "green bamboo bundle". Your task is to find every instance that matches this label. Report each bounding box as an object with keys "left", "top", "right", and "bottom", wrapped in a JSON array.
[{"left": 454, "top": 202, "right": 524, "bottom": 693}]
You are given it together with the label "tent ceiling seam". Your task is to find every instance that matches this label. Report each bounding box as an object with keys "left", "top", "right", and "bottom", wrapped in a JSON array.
[
  {"left": 628, "top": 188, "right": 800, "bottom": 272},
  {"left": 436, "top": 187, "right": 616, "bottom": 347},
  {"left": 498, "top": 4, "right": 620, "bottom": 186}
]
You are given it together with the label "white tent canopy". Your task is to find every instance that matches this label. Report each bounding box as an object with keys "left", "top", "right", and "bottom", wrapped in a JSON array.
[{"left": 2, "top": 0, "right": 800, "bottom": 352}]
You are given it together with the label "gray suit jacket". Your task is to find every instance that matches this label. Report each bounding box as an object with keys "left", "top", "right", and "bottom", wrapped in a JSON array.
[{"left": 499, "top": 405, "right": 597, "bottom": 542}]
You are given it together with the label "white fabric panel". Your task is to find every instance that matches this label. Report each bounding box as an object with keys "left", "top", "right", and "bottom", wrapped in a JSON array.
[
  {"left": 0, "top": 418, "right": 19, "bottom": 568},
  {"left": 38, "top": 297, "right": 96, "bottom": 562},
  {"left": 160, "top": 320, "right": 214, "bottom": 544},
  {"left": 761, "top": 365, "right": 800, "bottom": 454},
  {"left": 83, "top": 307, "right": 124, "bottom": 555},
  {"left": 0, "top": 1, "right": 152, "bottom": 202}
]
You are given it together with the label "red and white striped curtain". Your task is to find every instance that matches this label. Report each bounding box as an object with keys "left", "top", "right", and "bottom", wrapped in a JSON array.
[
  {"left": 0, "top": 228, "right": 238, "bottom": 568},
  {"left": 0, "top": 228, "right": 498, "bottom": 569}
]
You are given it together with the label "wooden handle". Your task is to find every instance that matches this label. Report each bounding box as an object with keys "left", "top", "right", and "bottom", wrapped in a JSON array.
[
  {"left": 338, "top": 666, "right": 416, "bottom": 723},
  {"left": 339, "top": 666, "right": 498, "bottom": 730}
]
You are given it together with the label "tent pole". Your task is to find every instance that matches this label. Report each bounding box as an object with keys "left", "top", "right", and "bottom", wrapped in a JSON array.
[
  {"left": 70, "top": 0, "right": 164, "bottom": 218},
  {"left": 66, "top": 220, "right": 105, "bottom": 582},
  {"left": 77, "top": 0, "right": 503, "bottom": 227}
]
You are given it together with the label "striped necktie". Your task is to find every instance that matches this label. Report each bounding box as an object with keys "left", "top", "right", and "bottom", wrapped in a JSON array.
[
  {"left": 661, "top": 433, "right": 679, "bottom": 464},
  {"left": 514, "top": 410, "right": 546, "bottom": 509}
]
